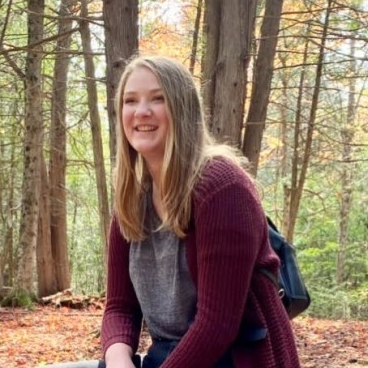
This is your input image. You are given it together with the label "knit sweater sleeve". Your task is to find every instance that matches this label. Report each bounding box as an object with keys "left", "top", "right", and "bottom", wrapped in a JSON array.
[
  {"left": 161, "top": 160, "right": 268, "bottom": 368},
  {"left": 100, "top": 214, "right": 143, "bottom": 356}
]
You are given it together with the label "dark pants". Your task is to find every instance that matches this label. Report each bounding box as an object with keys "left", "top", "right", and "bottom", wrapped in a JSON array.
[{"left": 99, "top": 339, "right": 234, "bottom": 368}]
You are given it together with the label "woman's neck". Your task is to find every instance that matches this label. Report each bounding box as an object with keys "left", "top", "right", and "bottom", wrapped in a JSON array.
[
  {"left": 147, "top": 161, "right": 164, "bottom": 220},
  {"left": 146, "top": 160, "right": 161, "bottom": 188},
  {"left": 152, "top": 181, "right": 164, "bottom": 220}
]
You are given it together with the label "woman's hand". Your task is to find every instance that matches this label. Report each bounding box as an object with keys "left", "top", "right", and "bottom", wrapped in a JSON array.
[{"left": 105, "top": 342, "right": 136, "bottom": 368}]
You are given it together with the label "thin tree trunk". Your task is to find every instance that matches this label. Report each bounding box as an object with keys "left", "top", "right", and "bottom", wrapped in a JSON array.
[
  {"left": 0, "top": 135, "right": 3, "bottom": 291},
  {"left": 0, "top": 94, "right": 20, "bottom": 290},
  {"left": 79, "top": 0, "right": 110, "bottom": 268},
  {"left": 336, "top": 38, "right": 356, "bottom": 284},
  {"left": 17, "top": 0, "right": 45, "bottom": 293},
  {"left": 0, "top": 0, "right": 12, "bottom": 49},
  {"left": 0, "top": 260, "right": 3, "bottom": 292},
  {"left": 286, "top": 0, "right": 332, "bottom": 242},
  {"left": 189, "top": 0, "right": 203, "bottom": 74},
  {"left": 0, "top": 139, "right": 3, "bottom": 291},
  {"left": 283, "top": 23, "right": 310, "bottom": 238},
  {"left": 47, "top": 0, "right": 74, "bottom": 294},
  {"left": 3, "top": 131, "right": 16, "bottom": 288},
  {"left": 37, "top": 157, "right": 56, "bottom": 296},
  {"left": 201, "top": 0, "right": 221, "bottom": 118},
  {"left": 273, "top": 40, "right": 289, "bottom": 222},
  {"left": 242, "top": 0, "right": 284, "bottom": 176}
]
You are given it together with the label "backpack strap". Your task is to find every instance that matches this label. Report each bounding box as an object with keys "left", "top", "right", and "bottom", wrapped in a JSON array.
[{"left": 258, "top": 267, "right": 286, "bottom": 299}]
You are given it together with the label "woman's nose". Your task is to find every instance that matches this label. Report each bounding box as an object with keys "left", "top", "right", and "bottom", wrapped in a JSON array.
[{"left": 134, "top": 101, "right": 152, "bottom": 118}]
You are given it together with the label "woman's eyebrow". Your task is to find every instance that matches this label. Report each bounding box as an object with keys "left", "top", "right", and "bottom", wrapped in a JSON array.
[{"left": 123, "top": 87, "right": 163, "bottom": 95}]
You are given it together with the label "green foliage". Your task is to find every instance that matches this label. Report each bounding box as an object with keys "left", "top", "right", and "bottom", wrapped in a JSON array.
[
  {"left": 1, "top": 288, "right": 36, "bottom": 310},
  {"left": 349, "top": 287, "right": 368, "bottom": 319},
  {"left": 66, "top": 111, "right": 109, "bottom": 295},
  {"left": 307, "top": 286, "right": 351, "bottom": 319},
  {"left": 297, "top": 242, "right": 338, "bottom": 288},
  {"left": 306, "top": 285, "right": 368, "bottom": 320}
]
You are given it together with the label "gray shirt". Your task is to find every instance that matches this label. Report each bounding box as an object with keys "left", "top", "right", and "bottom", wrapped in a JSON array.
[{"left": 129, "top": 193, "right": 197, "bottom": 340}]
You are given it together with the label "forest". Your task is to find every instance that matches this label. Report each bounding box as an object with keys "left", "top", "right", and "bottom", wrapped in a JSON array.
[{"left": 0, "top": 0, "right": 368, "bottom": 324}]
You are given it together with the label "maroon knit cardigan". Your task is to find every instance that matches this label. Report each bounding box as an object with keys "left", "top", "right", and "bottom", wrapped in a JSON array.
[{"left": 101, "top": 159, "right": 301, "bottom": 368}]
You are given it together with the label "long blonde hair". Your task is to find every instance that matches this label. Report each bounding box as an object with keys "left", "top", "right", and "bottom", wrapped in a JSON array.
[{"left": 114, "top": 55, "right": 249, "bottom": 241}]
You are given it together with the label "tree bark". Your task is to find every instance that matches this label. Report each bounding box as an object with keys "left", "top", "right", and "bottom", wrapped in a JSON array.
[
  {"left": 0, "top": 138, "right": 4, "bottom": 291},
  {"left": 17, "top": 0, "right": 45, "bottom": 293},
  {"left": 37, "top": 156, "right": 57, "bottom": 296},
  {"left": 0, "top": 92, "right": 20, "bottom": 289},
  {"left": 336, "top": 38, "right": 356, "bottom": 284},
  {"left": 3, "top": 136, "right": 16, "bottom": 288},
  {"left": 80, "top": 0, "right": 110, "bottom": 275},
  {"left": 37, "top": 0, "right": 75, "bottom": 297},
  {"left": 189, "top": 0, "right": 203, "bottom": 74},
  {"left": 103, "top": 0, "right": 138, "bottom": 170},
  {"left": 46, "top": 0, "right": 75, "bottom": 296},
  {"left": 0, "top": 0, "right": 12, "bottom": 49},
  {"left": 201, "top": 0, "right": 257, "bottom": 147},
  {"left": 0, "top": 260, "right": 3, "bottom": 292},
  {"left": 201, "top": 0, "right": 221, "bottom": 119},
  {"left": 0, "top": 140, "right": 3, "bottom": 290},
  {"left": 242, "top": 0, "right": 284, "bottom": 176}
]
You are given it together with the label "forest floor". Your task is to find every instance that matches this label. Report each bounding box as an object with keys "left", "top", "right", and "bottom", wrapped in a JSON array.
[{"left": 1, "top": 299, "right": 368, "bottom": 368}]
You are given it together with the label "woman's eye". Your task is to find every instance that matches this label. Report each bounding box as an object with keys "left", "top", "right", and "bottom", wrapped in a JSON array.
[
  {"left": 153, "top": 95, "right": 165, "bottom": 102},
  {"left": 123, "top": 98, "right": 136, "bottom": 104}
]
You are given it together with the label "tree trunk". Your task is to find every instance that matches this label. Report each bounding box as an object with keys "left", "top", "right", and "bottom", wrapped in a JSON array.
[
  {"left": 0, "top": 141, "right": 4, "bottom": 291},
  {"left": 201, "top": 0, "right": 257, "bottom": 147},
  {"left": 0, "top": 0, "right": 12, "bottom": 49},
  {"left": 103, "top": 0, "right": 138, "bottom": 170},
  {"left": 189, "top": 0, "right": 203, "bottom": 74},
  {"left": 80, "top": 0, "right": 110, "bottom": 275},
  {"left": 242, "top": 0, "right": 284, "bottom": 176},
  {"left": 47, "top": 0, "right": 74, "bottom": 295},
  {"left": 0, "top": 94, "right": 20, "bottom": 289},
  {"left": 3, "top": 137, "right": 16, "bottom": 288},
  {"left": 286, "top": 0, "right": 332, "bottom": 242},
  {"left": 336, "top": 38, "right": 356, "bottom": 284},
  {"left": 282, "top": 23, "right": 310, "bottom": 238},
  {"left": 37, "top": 157, "right": 57, "bottom": 296},
  {"left": 16, "top": 0, "right": 45, "bottom": 293},
  {"left": 0, "top": 259, "right": 3, "bottom": 292},
  {"left": 201, "top": 0, "right": 220, "bottom": 118},
  {"left": 272, "top": 42, "right": 289, "bottom": 223}
]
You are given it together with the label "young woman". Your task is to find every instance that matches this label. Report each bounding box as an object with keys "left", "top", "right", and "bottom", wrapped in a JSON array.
[
  {"left": 100, "top": 55, "right": 300, "bottom": 368},
  {"left": 32, "top": 55, "right": 300, "bottom": 368}
]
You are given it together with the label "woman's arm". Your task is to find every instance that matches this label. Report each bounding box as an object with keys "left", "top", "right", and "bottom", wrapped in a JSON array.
[
  {"left": 101, "top": 215, "right": 143, "bottom": 358},
  {"left": 161, "top": 175, "right": 268, "bottom": 368}
]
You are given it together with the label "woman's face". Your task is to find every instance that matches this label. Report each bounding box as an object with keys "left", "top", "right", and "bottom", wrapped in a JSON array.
[{"left": 121, "top": 67, "right": 170, "bottom": 165}]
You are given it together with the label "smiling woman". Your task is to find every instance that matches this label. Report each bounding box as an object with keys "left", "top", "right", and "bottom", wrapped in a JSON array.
[
  {"left": 100, "top": 55, "right": 301, "bottom": 368},
  {"left": 30, "top": 55, "right": 301, "bottom": 368}
]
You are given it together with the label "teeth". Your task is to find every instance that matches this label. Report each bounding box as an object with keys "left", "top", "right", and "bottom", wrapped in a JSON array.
[{"left": 137, "top": 125, "right": 156, "bottom": 132}]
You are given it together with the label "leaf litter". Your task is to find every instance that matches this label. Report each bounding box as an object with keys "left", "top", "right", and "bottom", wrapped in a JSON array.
[{"left": 1, "top": 305, "right": 368, "bottom": 368}]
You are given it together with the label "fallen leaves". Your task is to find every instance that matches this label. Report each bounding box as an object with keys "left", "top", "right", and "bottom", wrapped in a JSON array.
[
  {"left": 292, "top": 317, "right": 368, "bottom": 368},
  {"left": 0, "top": 306, "right": 102, "bottom": 368},
  {"left": 1, "top": 306, "right": 368, "bottom": 368}
]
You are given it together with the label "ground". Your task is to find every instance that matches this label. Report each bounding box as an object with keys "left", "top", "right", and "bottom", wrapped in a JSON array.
[{"left": 1, "top": 304, "right": 368, "bottom": 368}]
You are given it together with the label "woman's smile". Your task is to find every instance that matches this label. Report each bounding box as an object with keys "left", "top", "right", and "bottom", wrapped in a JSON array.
[{"left": 135, "top": 125, "right": 158, "bottom": 132}]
